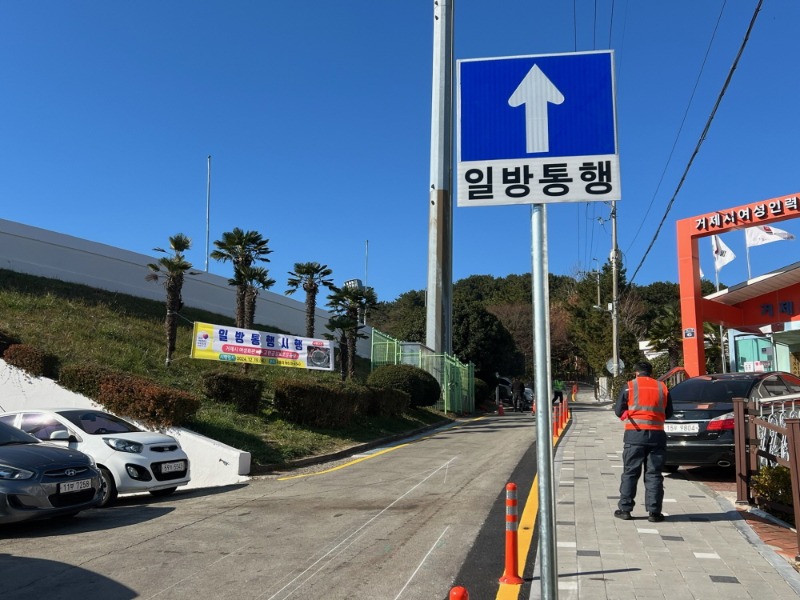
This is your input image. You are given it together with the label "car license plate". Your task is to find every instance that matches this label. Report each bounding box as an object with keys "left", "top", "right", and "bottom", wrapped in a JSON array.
[
  {"left": 665, "top": 423, "right": 699, "bottom": 433},
  {"left": 161, "top": 461, "right": 185, "bottom": 474},
  {"left": 59, "top": 479, "right": 91, "bottom": 494}
]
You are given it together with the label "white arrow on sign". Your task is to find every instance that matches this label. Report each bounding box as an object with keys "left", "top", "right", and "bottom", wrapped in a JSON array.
[{"left": 508, "top": 64, "right": 565, "bottom": 154}]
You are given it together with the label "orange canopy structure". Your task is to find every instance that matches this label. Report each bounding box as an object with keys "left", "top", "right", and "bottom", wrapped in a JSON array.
[{"left": 677, "top": 192, "right": 800, "bottom": 376}]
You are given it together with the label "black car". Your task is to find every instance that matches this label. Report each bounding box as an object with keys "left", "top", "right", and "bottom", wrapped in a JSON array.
[{"left": 664, "top": 371, "right": 800, "bottom": 471}]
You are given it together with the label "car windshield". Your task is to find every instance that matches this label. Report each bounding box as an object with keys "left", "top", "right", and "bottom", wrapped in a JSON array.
[
  {"left": 0, "top": 421, "right": 39, "bottom": 445},
  {"left": 59, "top": 410, "right": 141, "bottom": 435},
  {"left": 670, "top": 377, "right": 754, "bottom": 403}
]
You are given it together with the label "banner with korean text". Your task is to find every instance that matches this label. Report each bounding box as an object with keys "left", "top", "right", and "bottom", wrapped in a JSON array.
[{"left": 190, "top": 322, "right": 333, "bottom": 371}]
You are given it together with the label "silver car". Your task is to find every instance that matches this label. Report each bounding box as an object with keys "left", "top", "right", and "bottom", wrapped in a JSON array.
[{"left": 0, "top": 421, "right": 103, "bottom": 524}]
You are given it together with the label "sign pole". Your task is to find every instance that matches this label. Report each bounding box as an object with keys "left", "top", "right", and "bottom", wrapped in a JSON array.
[{"left": 532, "top": 204, "right": 558, "bottom": 598}]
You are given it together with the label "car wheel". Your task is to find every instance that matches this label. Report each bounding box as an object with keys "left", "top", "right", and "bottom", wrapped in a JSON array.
[
  {"left": 663, "top": 464, "right": 680, "bottom": 473},
  {"left": 149, "top": 487, "right": 178, "bottom": 498},
  {"left": 98, "top": 467, "right": 118, "bottom": 507}
]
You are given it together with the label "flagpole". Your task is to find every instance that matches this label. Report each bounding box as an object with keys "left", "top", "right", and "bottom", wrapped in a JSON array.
[
  {"left": 745, "top": 231, "right": 752, "bottom": 280},
  {"left": 714, "top": 258, "right": 726, "bottom": 374}
]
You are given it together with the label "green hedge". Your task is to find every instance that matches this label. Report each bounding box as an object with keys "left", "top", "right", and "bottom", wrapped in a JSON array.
[
  {"left": 202, "top": 370, "right": 265, "bottom": 414},
  {"left": 272, "top": 378, "right": 410, "bottom": 428},
  {"left": 366, "top": 364, "right": 441, "bottom": 407}
]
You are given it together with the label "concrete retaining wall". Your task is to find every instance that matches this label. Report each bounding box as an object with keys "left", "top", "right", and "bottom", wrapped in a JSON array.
[{"left": 0, "top": 360, "right": 249, "bottom": 488}]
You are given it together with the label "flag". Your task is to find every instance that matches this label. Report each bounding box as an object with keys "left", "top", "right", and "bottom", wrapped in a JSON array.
[
  {"left": 711, "top": 235, "right": 735, "bottom": 272},
  {"left": 745, "top": 224, "right": 795, "bottom": 247}
]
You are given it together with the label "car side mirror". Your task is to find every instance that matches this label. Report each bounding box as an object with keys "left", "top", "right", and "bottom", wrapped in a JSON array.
[{"left": 49, "top": 430, "right": 76, "bottom": 442}]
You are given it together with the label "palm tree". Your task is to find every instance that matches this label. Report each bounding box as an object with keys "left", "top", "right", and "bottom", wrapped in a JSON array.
[
  {"left": 286, "top": 262, "right": 336, "bottom": 338},
  {"left": 240, "top": 265, "right": 276, "bottom": 330},
  {"left": 327, "top": 284, "right": 378, "bottom": 379},
  {"left": 145, "top": 233, "right": 195, "bottom": 367},
  {"left": 210, "top": 228, "right": 272, "bottom": 328},
  {"left": 323, "top": 315, "right": 354, "bottom": 381},
  {"left": 647, "top": 303, "right": 683, "bottom": 369}
]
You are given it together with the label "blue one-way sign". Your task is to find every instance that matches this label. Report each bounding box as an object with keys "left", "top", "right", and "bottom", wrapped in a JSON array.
[{"left": 457, "top": 50, "right": 620, "bottom": 206}]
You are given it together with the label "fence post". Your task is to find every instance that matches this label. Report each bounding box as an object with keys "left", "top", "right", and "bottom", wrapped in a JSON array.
[
  {"left": 783, "top": 418, "right": 800, "bottom": 562},
  {"left": 733, "top": 398, "right": 750, "bottom": 504}
]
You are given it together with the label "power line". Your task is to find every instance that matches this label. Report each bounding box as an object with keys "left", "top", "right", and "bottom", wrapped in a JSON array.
[
  {"left": 625, "top": 1, "right": 728, "bottom": 255},
  {"left": 629, "top": 0, "right": 764, "bottom": 284}
]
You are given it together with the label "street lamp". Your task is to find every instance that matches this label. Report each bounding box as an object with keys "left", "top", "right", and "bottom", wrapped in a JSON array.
[{"left": 343, "top": 279, "right": 366, "bottom": 324}]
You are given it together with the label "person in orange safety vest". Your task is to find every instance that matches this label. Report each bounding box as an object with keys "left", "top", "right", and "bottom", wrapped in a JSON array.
[{"left": 613, "top": 361, "right": 673, "bottom": 523}]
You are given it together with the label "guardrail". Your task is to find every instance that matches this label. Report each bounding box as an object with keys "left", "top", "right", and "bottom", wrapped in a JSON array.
[{"left": 733, "top": 395, "right": 800, "bottom": 561}]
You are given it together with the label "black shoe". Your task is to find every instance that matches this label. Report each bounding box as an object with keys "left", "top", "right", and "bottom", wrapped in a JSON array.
[
  {"left": 648, "top": 512, "right": 665, "bottom": 523},
  {"left": 614, "top": 509, "right": 632, "bottom": 520}
]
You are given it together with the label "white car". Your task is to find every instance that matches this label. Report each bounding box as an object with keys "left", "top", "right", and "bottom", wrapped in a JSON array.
[{"left": 0, "top": 409, "right": 190, "bottom": 507}]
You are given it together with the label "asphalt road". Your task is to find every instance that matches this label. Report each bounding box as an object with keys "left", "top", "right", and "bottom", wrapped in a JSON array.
[{"left": 0, "top": 413, "right": 539, "bottom": 600}]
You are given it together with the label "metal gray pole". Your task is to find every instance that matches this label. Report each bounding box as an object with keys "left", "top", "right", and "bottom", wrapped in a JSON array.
[
  {"left": 425, "top": 0, "right": 454, "bottom": 354},
  {"left": 205, "top": 155, "right": 211, "bottom": 272},
  {"left": 611, "top": 201, "right": 619, "bottom": 375},
  {"left": 532, "top": 204, "right": 558, "bottom": 598}
]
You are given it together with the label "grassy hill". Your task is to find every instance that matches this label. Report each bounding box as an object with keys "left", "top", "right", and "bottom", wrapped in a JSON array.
[{"left": 0, "top": 269, "right": 445, "bottom": 468}]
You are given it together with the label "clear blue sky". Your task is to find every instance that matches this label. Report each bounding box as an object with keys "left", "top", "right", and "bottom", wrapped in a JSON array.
[{"left": 2, "top": 1, "right": 798, "bottom": 303}]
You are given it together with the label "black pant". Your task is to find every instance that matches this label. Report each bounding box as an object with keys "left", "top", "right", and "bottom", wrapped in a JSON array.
[{"left": 618, "top": 443, "right": 666, "bottom": 513}]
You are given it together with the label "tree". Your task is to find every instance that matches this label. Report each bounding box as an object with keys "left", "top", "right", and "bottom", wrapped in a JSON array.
[
  {"left": 145, "top": 233, "right": 195, "bottom": 367},
  {"left": 647, "top": 303, "right": 683, "bottom": 369},
  {"left": 368, "top": 290, "right": 426, "bottom": 343},
  {"left": 452, "top": 298, "right": 522, "bottom": 381},
  {"left": 327, "top": 284, "right": 378, "bottom": 380},
  {"left": 285, "top": 262, "right": 336, "bottom": 338},
  {"left": 323, "top": 315, "right": 354, "bottom": 381},
  {"left": 210, "top": 228, "right": 272, "bottom": 328},
  {"left": 238, "top": 265, "right": 276, "bottom": 330}
]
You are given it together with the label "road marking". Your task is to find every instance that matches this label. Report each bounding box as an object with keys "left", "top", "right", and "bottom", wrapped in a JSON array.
[
  {"left": 393, "top": 526, "right": 451, "bottom": 599},
  {"left": 262, "top": 458, "right": 458, "bottom": 599},
  {"left": 276, "top": 418, "right": 485, "bottom": 480}
]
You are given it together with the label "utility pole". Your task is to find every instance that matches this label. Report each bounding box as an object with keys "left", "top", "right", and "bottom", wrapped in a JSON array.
[
  {"left": 425, "top": 0, "right": 454, "bottom": 354},
  {"left": 611, "top": 201, "right": 620, "bottom": 376}
]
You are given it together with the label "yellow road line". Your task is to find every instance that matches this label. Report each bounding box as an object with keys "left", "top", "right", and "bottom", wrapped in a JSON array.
[
  {"left": 276, "top": 416, "right": 487, "bottom": 480},
  {"left": 496, "top": 414, "right": 570, "bottom": 599}
]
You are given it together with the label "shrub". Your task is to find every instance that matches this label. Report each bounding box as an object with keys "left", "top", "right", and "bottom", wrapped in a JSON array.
[
  {"left": 97, "top": 372, "right": 200, "bottom": 428},
  {"left": 3, "top": 343, "right": 58, "bottom": 378},
  {"left": 0, "top": 330, "right": 21, "bottom": 357},
  {"left": 366, "top": 364, "right": 441, "bottom": 407},
  {"left": 202, "top": 370, "right": 265, "bottom": 414},
  {"left": 751, "top": 465, "right": 794, "bottom": 525},
  {"left": 272, "top": 378, "right": 359, "bottom": 428},
  {"left": 344, "top": 381, "right": 410, "bottom": 417},
  {"left": 59, "top": 363, "right": 113, "bottom": 398}
]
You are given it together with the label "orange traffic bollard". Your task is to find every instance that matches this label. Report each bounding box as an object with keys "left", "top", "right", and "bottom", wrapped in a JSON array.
[
  {"left": 499, "top": 482, "right": 524, "bottom": 584},
  {"left": 450, "top": 586, "right": 469, "bottom": 599},
  {"left": 553, "top": 403, "right": 560, "bottom": 437}
]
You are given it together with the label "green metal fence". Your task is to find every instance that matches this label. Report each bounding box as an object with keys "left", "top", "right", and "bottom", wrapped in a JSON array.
[{"left": 371, "top": 329, "right": 475, "bottom": 414}]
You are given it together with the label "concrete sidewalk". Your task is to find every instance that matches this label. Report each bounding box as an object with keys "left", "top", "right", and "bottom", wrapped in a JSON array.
[{"left": 530, "top": 396, "right": 800, "bottom": 599}]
